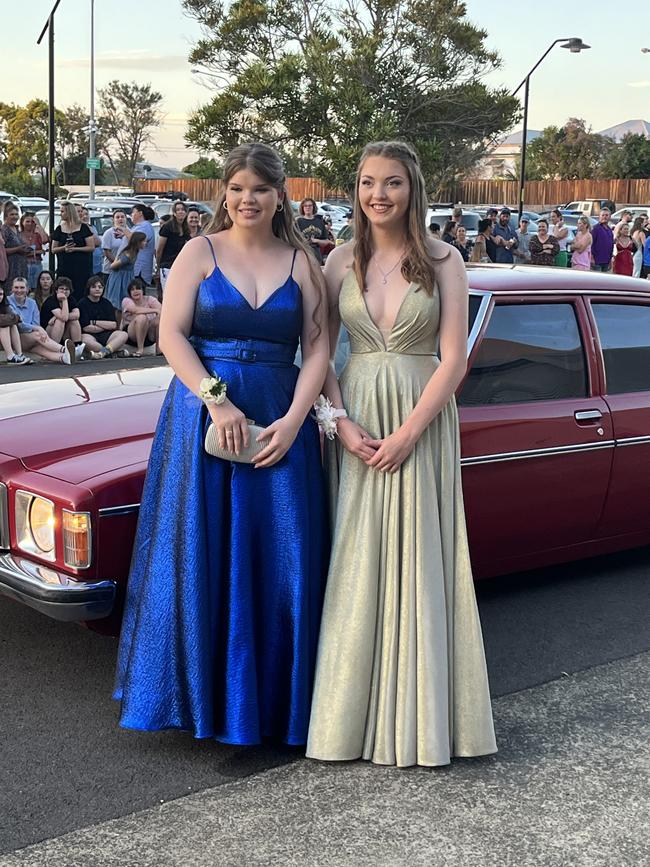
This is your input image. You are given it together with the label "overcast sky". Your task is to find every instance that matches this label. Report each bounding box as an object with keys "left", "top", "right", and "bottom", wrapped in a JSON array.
[{"left": 2, "top": 1, "right": 649, "bottom": 169}]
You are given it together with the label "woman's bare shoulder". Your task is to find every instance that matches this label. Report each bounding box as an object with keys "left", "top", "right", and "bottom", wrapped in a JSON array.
[{"left": 425, "top": 236, "right": 453, "bottom": 261}]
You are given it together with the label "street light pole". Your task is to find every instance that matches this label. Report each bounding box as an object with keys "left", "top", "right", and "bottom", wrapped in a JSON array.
[
  {"left": 37, "top": 0, "right": 62, "bottom": 272},
  {"left": 89, "top": 0, "right": 96, "bottom": 199},
  {"left": 513, "top": 38, "right": 590, "bottom": 216}
]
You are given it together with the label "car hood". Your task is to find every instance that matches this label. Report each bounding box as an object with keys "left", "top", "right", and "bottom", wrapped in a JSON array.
[{"left": 0, "top": 368, "right": 172, "bottom": 484}]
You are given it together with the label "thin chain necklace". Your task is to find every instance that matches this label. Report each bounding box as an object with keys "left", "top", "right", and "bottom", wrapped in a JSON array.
[{"left": 374, "top": 250, "right": 405, "bottom": 285}]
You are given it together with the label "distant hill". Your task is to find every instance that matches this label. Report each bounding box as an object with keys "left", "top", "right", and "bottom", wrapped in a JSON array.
[{"left": 597, "top": 119, "right": 650, "bottom": 141}]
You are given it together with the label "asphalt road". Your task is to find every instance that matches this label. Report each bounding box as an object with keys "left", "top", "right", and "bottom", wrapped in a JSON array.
[
  {"left": 0, "top": 353, "right": 167, "bottom": 385},
  {"left": 1, "top": 546, "right": 648, "bottom": 856}
]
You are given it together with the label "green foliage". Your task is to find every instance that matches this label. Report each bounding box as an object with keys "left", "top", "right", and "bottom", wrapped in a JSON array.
[
  {"left": 525, "top": 119, "right": 616, "bottom": 180},
  {"left": 98, "top": 81, "right": 163, "bottom": 184},
  {"left": 600, "top": 133, "right": 650, "bottom": 179},
  {"left": 182, "top": 0, "right": 520, "bottom": 195},
  {"left": 182, "top": 156, "right": 223, "bottom": 178}
]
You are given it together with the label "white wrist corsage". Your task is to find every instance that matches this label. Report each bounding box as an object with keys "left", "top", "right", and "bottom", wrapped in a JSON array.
[
  {"left": 198, "top": 375, "right": 227, "bottom": 405},
  {"left": 313, "top": 394, "right": 348, "bottom": 440}
]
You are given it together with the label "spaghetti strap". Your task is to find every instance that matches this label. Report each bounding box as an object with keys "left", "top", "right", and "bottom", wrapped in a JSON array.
[
  {"left": 204, "top": 235, "right": 217, "bottom": 268},
  {"left": 290, "top": 248, "right": 298, "bottom": 277}
]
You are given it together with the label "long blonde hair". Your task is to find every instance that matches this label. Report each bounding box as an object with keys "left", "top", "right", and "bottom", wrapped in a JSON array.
[
  {"left": 204, "top": 142, "right": 324, "bottom": 339},
  {"left": 353, "top": 141, "right": 448, "bottom": 296},
  {"left": 60, "top": 201, "right": 81, "bottom": 230}
]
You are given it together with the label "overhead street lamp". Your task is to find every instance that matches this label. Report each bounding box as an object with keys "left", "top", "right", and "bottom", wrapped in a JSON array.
[
  {"left": 513, "top": 38, "right": 591, "bottom": 216},
  {"left": 37, "top": 0, "right": 63, "bottom": 272}
]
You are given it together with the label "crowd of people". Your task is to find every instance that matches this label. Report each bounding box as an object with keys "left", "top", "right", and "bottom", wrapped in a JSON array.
[
  {"left": 436, "top": 205, "right": 650, "bottom": 277},
  {"left": 1, "top": 192, "right": 649, "bottom": 367}
]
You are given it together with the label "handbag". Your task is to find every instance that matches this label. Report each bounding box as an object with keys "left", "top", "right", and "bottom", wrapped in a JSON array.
[
  {"left": 204, "top": 420, "right": 266, "bottom": 464},
  {"left": 0, "top": 312, "right": 19, "bottom": 328}
]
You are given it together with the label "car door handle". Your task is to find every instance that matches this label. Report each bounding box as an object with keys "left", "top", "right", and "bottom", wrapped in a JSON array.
[{"left": 574, "top": 410, "right": 603, "bottom": 422}]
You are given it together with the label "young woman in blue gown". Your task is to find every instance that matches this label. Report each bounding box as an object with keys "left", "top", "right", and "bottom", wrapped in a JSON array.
[{"left": 114, "top": 143, "right": 330, "bottom": 746}]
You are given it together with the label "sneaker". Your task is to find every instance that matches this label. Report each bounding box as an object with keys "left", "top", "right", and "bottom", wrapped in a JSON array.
[
  {"left": 90, "top": 351, "right": 103, "bottom": 360},
  {"left": 115, "top": 348, "right": 130, "bottom": 358},
  {"left": 7, "top": 354, "right": 30, "bottom": 365},
  {"left": 74, "top": 342, "right": 86, "bottom": 360},
  {"left": 61, "top": 338, "right": 75, "bottom": 365}
]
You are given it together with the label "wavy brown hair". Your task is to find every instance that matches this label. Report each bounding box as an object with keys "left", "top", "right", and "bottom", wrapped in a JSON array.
[
  {"left": 353, "top": 141, "right": 448, "bottom": 296},
  {"left": 203, "top": 142, "right": 324, "bottom": 340}
]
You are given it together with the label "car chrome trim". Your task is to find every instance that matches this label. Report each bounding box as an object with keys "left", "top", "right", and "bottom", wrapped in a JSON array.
[
  {"left": 490, "top": 288, "right": 650, "bottom": 298},
  {"left": 461, "top": 440, "right": 616, "bottom": 466},
  {"left": 574, "top": 410, "right": 602, "bottom": 421},
  {"left": 0, "top": 483, "right": 8, "bottom": 549},
  {"left": 0, "top": 552, "right": 115, "bottom": 621},
  {"left": 467, "top": 290, "right": 492, "bottom": 356},
  {"left": 616, "top": 435, "right": 650, "bottom": 448},
  {"left": 98, "top": 503, "right": 141, "bottom": 517}
]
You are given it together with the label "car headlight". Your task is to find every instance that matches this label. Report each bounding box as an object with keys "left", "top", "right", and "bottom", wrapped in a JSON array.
[
  {"left": 62, "top": 510, "right": 92, "bottom": 569},
  {"left": 15, "top": 491, "right": 56, "bottom": 561}
]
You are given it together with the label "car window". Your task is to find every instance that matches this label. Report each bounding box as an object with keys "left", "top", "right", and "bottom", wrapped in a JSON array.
[
  {"left": 468, "top": 294, "right": 482, "bottom": 334},
  {"left": 459, "top": 303, "right": 588, "bottom": 406},
  {"left": 592, "top": 303, "right": 650, "bottom": 394}
]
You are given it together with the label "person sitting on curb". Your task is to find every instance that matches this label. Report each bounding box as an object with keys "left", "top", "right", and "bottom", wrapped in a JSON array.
[
  {"left": 40, "top": 276, "right": 85, "bottom": 359},
  {"left": 77, "top": 275, "right": 130, "bottom": 359},
  {"left": 121, "top": 279, "right": 161, "bottom": 357},
  {"left": 0, "top": 283, "right": 33, "bottom": 365},
  {"left": 7, "top": 276, "right": 76, "bottom": 364}
]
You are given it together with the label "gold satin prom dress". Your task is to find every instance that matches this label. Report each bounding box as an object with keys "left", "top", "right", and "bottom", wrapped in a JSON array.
[{"left": 306, "top": 271, "right": 497, "bottom": 767}]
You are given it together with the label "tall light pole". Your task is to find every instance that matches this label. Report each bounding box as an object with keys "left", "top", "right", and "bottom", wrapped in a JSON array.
[
  {"left": 37, "top": 0, "right": 62, "bottom": 272},
  {"left": 513, "top": 38, "right": 591, "bottom": 215},
  {"left": 88, "top": 0, "right": 97, "bottom": 199}
]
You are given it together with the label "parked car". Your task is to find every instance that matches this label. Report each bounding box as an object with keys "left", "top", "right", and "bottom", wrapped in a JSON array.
[
  {"left": 426, "top": 209, "right": 482, "bottom": 242},
  {"left": 36, "top": 207, "right": 134, "bottom": 237},
  {"left": 563, "top": 199, "right": 615, "bottom": 217},
  {"left": 1, "top": 267, "right": 649, "bottom": 632},
  {"left": 151, "top": 200, "right": 214, "bottom": 220}
]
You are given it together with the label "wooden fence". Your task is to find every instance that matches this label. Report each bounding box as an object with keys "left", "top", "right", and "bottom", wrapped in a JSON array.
[
  {"left": 135, "top": 177, "right": 344, "bottom": 202},
  {"left": 136, "top": 176, "right": 650, "bottom": 209}
]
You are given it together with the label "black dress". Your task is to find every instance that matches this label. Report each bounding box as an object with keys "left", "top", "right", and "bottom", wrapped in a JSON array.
[{"left": 52, "top": 224, "right": 94, "bottom": 300}]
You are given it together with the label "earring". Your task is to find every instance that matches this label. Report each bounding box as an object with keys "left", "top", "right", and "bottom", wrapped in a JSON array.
[
  {"left": 222, "top": 202, "right": 229, "bottom": 211},
  {"left": 276, "top": 202, "right": 284, "bottom": 212}
]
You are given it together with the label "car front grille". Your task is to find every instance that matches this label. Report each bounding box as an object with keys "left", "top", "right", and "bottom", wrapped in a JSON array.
[{"left": 0, "top": 483, "right": 8, "bottom": 549}]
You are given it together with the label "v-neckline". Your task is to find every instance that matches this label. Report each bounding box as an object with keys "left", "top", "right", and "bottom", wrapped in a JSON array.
[
  {"left": 360, "top": 280, "right": 415, "bottom": 350},
  {"left": 215, "top": 265, "right": 292, "bottom": 312}
]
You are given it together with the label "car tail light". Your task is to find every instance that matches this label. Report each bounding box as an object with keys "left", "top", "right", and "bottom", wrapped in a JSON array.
[{"left": 62, "top": 510, "right": 92, "bottom": 569}]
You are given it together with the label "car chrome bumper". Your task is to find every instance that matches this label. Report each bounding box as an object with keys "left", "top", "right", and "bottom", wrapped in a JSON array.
[{"left": 0, "top": 552, "right": 116, "bottom": 621}]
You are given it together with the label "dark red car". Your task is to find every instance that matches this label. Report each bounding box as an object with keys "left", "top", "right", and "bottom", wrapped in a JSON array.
[{"left": 1, "top": 265, "right": 649, "bottom": 632}]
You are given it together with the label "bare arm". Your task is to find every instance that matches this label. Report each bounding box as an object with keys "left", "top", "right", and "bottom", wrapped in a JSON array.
[
  {"left": 573, "top": 232, "right": 592, "bottom": 253},
  {"left": 367, "top": 243, "right": 468, "bottom": 473},
  {"left": 155, "top": 235, "right": 167, "bottom": 266}
]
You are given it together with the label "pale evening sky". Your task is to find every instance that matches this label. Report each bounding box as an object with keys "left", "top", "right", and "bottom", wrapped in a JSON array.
[{"left": 1, "top": 0, "right": 649, "bottom": 169}]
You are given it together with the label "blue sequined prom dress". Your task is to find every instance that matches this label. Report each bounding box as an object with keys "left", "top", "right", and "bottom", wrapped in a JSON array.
[{"left": 114, "top": 238, "right": 327, "bottom": 745}]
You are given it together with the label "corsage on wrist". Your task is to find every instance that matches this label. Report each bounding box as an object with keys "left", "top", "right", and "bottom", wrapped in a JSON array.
[
  {"left": 313, "top": 394, "right": 348, "bottom": 440},
  {"left": 199, "top": 375, "right": 227, "bottom": 405}
]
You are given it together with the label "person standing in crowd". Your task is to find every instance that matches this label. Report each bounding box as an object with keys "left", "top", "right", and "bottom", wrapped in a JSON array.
[
  {"left": 442, "top": 220, "right": 456, "bottom": 245},
  {"left": 453, "top": 224, "right": 470, "bottom": 261},
  {"left": 612, "top": 224, "right": 635, "bottom": 276},
  {"left": 452, "top": 205, "right": 463, "bottom": 227},
  {"left": 307, "top": 140, "right": 496, "bottom": 768},
  {"left": 51, "top": 202, "right": 94, "bottom": 300},
  {"left": 32, "top": 269, "right": 54, "bottom": 309},
  {"left": 101, "top": 210, "right": 128, "bottom": 275},
  {"left": 549, "top": 209, "right": 569, "bottom": 268},
  {"left": 338, "top": 209, "right": 354, "bottom": 243},
  {"left": 296, "top": 198, "right": 329, "bottom": 264},
  {"left": 470, "top": 218, "right": 493, "bottom": 263},
  {"left": 0, "top": 283, "right": 32, "bottom": 364},
  {"left": 156, "top": 201, "right": 189, "bottom": 291},
  {"left": 1, "top": 202, "right": 29, "bottom": 289},
  {"left": 186, "top": 207, "right": 203, "bottom": 239},
  {"left": 484, "top": 208, "right": 499, "bottom": 261},
  {"left": 128, "top": 204, "right": 156, "bottom": 288},
  {"left": 0, "top": 222, "right": 7, "bottom": 289},
  {"left": 7, "top": 276, "right": 76, "bottom": 364},
  {"left": 105, "top": 231, "right": 147, "bottom": 314},
  {"left": 19, "top": 212, "right": 48, "bottom": 289},
  {"left": 78, "top": 274, "right": 129, "bottom": 358},
  {"left": 590, "top": 208, "right": 614, "bottom": 272},
  {"left": 120, "top": 278, "right": 161, "bottom": 356},
  {"left": 529, "top": 219, "right": 560, "bottom": 265},
  {"left": 513, "top": 215, "right": 532, "bottom": 263},
  {"left": 642, "top": 231, "right": 650, "bottom": 279},
  {"left": 40, "top": 276, "right": 85, "bottom": 357},
  {"left": 613, "top": 210, "right": 633, "bottom": 240},
  {"left": 492, "top": 208, "right": 518, "bottom": 263},
  {"left": 571, "top": 216, "right": 593, "bottom": 270},
  {"left": 77, "top": 206, "right": 103, "bottom": 275},
  {"left": 631, "top": 215, "right": 647, "bottom": 278},
  {"left": 428, "top": 221, "right": 441, "bottom": 240}
]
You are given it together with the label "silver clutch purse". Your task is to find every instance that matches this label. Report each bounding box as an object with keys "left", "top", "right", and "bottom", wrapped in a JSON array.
[{"left": 204, "top": 420, "right": 266, "bottom": 464}]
